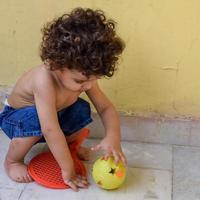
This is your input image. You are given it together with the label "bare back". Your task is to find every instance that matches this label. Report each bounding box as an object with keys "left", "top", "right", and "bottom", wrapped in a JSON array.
[{"left": 8, "top": 65, "right": 80, "bottom": 110}]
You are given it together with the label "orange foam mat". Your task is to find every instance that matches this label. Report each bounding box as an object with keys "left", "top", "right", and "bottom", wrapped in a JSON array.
[{"left": 28, "top": 128, "right": 89, "bottom": 189}]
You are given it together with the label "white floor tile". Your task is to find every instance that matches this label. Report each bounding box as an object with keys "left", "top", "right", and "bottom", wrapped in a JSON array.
[
  {"left": 0, "top": 188, "right": 22, "bottom": 200},
  {"left": 20, "top": 164, "right": 171, "bottom": 200},
  {"left": 83, "top": 139, "right": 172, "bottom": 170},
  {"left": 173, "top": 146, "right": 200, "bottom": 200}
]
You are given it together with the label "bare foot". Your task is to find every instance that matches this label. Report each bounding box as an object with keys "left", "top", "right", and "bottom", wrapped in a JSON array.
[
  {"left": 77, "top": 146, "right": 90, "bottom": 161},
  {"left": 4, "top": 159, "right": 33, "bottom": 183}
]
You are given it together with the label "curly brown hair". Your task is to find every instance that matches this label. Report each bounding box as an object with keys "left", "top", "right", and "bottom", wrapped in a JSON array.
[{"left": 40, "top": 8, "right": 125, "bottom": 77}]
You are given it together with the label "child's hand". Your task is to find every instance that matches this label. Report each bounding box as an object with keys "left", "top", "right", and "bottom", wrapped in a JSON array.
[
  {"left": 61, "top": 169, "right": 89, "bottom": 192},
  {"left": 91, "top": 135, "right": 127, "bottom": 166}
]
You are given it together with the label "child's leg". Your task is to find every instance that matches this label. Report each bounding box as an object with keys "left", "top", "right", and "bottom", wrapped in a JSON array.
[
  {"left": 0, "top": 105, "right": 44, "bottom": 182},
  {"left": 4, "top": 136, "right": 41, "bottom": 183},
  {"left": 65, "top": 129, "right": 90, "bottom": 161},
  {"left": 77, "top": 146, "right": 90, "bottom": 161}
]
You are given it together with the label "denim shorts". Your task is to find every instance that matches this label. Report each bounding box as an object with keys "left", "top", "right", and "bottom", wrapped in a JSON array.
[{"left": 0, "top": 98, "right": 93, "bottom": 142}]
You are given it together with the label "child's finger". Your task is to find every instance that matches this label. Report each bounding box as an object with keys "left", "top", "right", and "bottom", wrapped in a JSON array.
[
  {"left": 73, "top": 179, "right": 89, "bottom": 188},
  {"left": 119, "top": 152, "right": 127, "bottom": 166},
  {"left": 103, "top": 152, "right": 111, "bottom": 160},
  {"left": 77, "top": 175, "right": 88, "bottom": 181},
  {"left": 64, "top": 180, "right": 79, "bottom": 192},
  {"left": 76, "top": 175, "right": 90, "bottom": 185},
  {"left": 112, "top": 151, "right": 120, "bottom": 164}
]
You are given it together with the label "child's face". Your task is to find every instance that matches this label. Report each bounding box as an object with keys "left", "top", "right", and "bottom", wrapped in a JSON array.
[{"left": 56, "top": 68, "right": 99, "bottom": 92}]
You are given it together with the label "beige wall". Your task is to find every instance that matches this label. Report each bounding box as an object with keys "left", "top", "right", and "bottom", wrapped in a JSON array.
[{"left": 1, "top": 0, "right": 200, "bottom": 117}]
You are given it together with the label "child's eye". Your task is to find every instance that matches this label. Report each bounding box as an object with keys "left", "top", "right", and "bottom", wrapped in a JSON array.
[{"left": 75, "top": 80, "right": 84, "bottom": 84}]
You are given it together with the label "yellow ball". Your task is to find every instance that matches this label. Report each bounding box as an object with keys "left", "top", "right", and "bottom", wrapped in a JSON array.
[{"left": 92, "top": 156, "right": 126, "bottom": 190}]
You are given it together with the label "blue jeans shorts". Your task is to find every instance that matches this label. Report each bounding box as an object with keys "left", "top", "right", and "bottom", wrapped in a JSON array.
[{"left": 0, "top": 98, "right": 93, "bottom": 142}]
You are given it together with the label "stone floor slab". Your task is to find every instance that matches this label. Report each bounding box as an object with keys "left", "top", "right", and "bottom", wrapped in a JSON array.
[
  {"left": 83, "top": 139, "right": 172, "bottom": 170},
  {"left": 0, "top": 188, "right": 22, "bottom": 200},
  {"left": 20, "top": 165, "right": 171, "bottom": 200},
  {"left": 173, "top": 146, "right": 200, "bottom": 200}
]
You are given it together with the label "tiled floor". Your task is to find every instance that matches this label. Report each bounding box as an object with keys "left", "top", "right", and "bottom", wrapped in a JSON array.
[{"left": 0, "top": 129, "right": 199, "bottom": 200}]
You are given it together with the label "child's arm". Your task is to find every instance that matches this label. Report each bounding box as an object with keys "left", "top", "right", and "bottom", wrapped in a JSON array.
[
  {"left": 86, "top": 81, "right": 127, "bottom": 165},
  {"left": 33, "top": 72, "right": 88, "bottom": 191}
]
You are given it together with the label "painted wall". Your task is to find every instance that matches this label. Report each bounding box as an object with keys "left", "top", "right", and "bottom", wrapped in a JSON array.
[{"left": 1, "top": 0, "right": 200, "bottom": 117}]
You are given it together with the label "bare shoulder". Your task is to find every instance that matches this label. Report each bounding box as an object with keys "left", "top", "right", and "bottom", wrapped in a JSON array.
[
  {"left": 31, "top": 65, "right": 58, "bottom": 109},
  {"left": 13, "top": 64, "right": 54, "bottom": 91},
  {"left": 8, "top": 65, "right": 56, "bottom": 108},
  {"left": 32, "top": 65, "right": 55, "bottom": 92}
]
